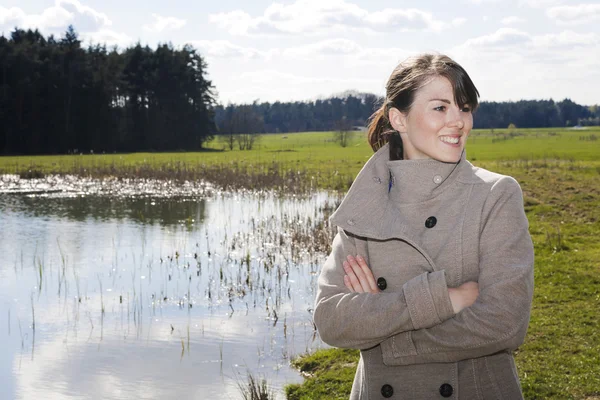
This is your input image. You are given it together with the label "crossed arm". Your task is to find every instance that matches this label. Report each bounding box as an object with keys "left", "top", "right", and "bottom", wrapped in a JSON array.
[
  {"left": 314, "top": 177, "right": 534, "bottom": 363},
  {"left": 343, "top": 254, "right": 480, "bottom": 315}
]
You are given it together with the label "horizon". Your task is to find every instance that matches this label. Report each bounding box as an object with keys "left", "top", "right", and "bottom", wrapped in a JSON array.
[
  {"left": 217, "top": 89, "right": 598, "bottom": 107},
  {"left": 2, "top": 0, "right": 599, "bottom": 106}
]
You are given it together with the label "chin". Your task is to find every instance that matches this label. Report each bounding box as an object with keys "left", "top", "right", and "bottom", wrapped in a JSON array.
[{"left": 434, "top": 152, "right": 462, "bottom": 163}]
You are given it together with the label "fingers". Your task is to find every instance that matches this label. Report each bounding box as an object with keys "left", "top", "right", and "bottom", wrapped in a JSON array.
[
  {"left": 459, "top": 281, "right": 479, "bottom": 290},
  {"left": 343, "top": 260, "right": 364, "bottom": 292},
  {"left": 343, "top": 275, "right": 356, "bottom": 292},
  {"left": 450, "top": 281, "right": 480, "bottom": 313},
  {"left": 356, "top": 255, "right": 379, "bottom": 292},
  {"left": 343, "top": 255, "right": 379, "bottom": 293}
]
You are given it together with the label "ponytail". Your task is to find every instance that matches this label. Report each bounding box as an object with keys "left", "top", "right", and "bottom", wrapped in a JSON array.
[
  {"left": 367, "top": 105, "right": 390, "bottom": 151},
  {"left": 367, "top": 104, "right": 404, "bottom": 160}
]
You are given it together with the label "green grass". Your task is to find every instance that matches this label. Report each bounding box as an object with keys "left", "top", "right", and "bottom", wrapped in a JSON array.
[
  {"left": 1, "top": 127, "right": 599, "bottom": 192},
  {"left": 2, "top": 127, "right": 600, "bottom": 398},
  {"left": 285, "top": 348, "right": 360, "bottom": 400}
]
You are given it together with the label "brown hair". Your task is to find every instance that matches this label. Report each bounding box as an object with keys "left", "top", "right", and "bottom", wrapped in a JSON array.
[{"left": 367, "top": 54, "right": 480, "bottom": 160}]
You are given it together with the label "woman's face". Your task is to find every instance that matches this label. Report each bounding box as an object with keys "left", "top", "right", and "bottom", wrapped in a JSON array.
[{"left": 389, "top": 76, "right": 473, "bottom": 162}]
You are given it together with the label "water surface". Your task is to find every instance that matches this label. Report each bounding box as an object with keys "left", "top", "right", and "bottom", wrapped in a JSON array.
[{"left": 0, "top": 183, "right": 336, "bottom": 399}]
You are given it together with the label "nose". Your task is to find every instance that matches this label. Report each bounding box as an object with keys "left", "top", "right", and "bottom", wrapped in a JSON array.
[{"left": 447, "top": 108, "right": 465, "bottom": 130}]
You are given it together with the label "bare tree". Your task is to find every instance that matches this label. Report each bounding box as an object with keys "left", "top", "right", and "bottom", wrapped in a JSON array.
[
  {"left": 219, "top": 105, "right": 263, "bottom": 150},
  {"left": 334, "top": 117, "right": 354, "bottom": 147}
]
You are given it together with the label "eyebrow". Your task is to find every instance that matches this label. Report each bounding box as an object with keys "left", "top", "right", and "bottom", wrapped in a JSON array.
[{"left": 428, "top": 98, "right": 451, "bottom": 103}]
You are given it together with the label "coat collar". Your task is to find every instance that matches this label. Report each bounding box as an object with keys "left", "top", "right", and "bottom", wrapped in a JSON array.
[
  {"left": 330, "top": 143, "right": 472, "bottom": 240},
  {"left": 387, "top": 149, "right": 466, "bottom": 205}
]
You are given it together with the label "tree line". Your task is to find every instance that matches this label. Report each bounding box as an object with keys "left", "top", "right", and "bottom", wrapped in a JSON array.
[
  {"left": 0, "top": 26, "right": 216, "bottom": 155},
  {"left": 214, "top": 95, "right": 599, "bottom": 136}
]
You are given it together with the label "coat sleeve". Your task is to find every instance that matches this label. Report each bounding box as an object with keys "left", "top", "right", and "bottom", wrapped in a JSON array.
[
  {"left": 313, "top": 227, "right": 455, "bottom": 350},
  {"left": 379, "top": 176, "right": 534, "bottom": 365}
]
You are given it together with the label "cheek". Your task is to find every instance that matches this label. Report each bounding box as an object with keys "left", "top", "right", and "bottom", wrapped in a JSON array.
[
  {"left": 464, "top": 115, "right": 474, "bottom": 131},
  {"left": 412, "top": 112, "right": 440, "bottom": 133}
]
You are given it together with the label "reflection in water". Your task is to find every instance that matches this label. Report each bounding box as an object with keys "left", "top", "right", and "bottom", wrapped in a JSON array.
[
  {"left": 0, "top": 191, "right": 337, "bottom": 400},
  {"left": 1, "top": 194, "right": 207, "bottom": 227}
]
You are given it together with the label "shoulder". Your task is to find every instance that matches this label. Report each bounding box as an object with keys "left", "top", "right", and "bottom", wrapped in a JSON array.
[{"left": 460, "top": 162, "right": 523, "bottom": 195}]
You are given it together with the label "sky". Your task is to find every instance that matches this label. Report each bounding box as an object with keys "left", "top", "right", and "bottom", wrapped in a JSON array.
[{"left": 1, "top": 0, "right": 599, "bottom": 105}]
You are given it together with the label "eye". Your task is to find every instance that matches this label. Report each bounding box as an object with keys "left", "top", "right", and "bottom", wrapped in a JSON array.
[
  {"left": 461, "top": 105, "right": 472, "bottom": 112},
  {"left": 434, "top": 105, "right": 446, "bottom": 111}
]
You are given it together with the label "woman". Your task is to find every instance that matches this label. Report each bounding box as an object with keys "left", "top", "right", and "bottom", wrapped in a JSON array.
[{"left": 313, "top": 54, "right": 534, "bottom": 399}]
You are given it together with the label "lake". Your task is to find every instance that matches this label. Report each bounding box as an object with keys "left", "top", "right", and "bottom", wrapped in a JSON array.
[{"left": 0, "top": 175, "right": 338, "bottom": 399}]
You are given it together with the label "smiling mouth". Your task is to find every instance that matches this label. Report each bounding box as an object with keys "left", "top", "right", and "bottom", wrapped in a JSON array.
[{"left": 440, "top": 136, "right": 460, "bottom": 144}]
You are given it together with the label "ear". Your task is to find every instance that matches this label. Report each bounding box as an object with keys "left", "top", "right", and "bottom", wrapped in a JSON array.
[{"left": 388, "top": 108, "right": 408, "bottom": 133}]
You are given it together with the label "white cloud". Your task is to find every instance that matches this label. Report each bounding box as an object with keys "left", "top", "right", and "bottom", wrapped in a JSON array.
[
  {"left": 191, "top": 38, "right": 410, "bottom": 67},
  {"left": 462, "top": 27, "right": 531, "bottom": 48},
  {"left": 501, "top": 16, "right": 526, "bottom": 25},
  {"left": 56, "top": 0, "right": 111, "bottom": 29},
  {"left": 234, "top": 69, "right": 380, "bottom": 88},
  {"left": 0, "top": 1, "right": 136, "bottom": 49},
  {"left": 0, "top": 0, "right": 111, "bottom": 33},
  {"left": 518, "top": 0, "right": 564, "bottom": 8},
  {"left": 364, "top": 8, "right": 445, "bottom": 32},
  {"left": 209, "top": 10, "right": 254, "bottom": 36},
  {"left": 220, "top": 68, "right": 383, "bottom": 103},
  {"left": 531, "top": 30, "right": 599, "bottom": 47},
  {"left": 453, "top": 27, "right": 599, "bottom": 73},
  {"left": 452, "top": 17, "right": 467, "bottom": 27},
  {"left": 282, "top": 38, "right": 410, "bottom": 64},
  {"left": 283, "top": 38, "right": 361, "bottom": 57},
  {"left": 143, "top": 13, "right": 186, "bottom": 33},
  {"left": 1, "top": 6, "right": 28, "bottom": 26},
  {"left": 190, "top": 40, "right": 265, "bottom": 59},
  {"left": 547, "top": 4, "right": 600, "bottom": 25},
  {"left": 458, "top": 27, "right": 599, "bottom": 53},
  {"left": 209, "top": 0, "right": 448, "bottom": 36},
  {"left": 80, "top": 29, "right": 133, "bottom": 48}
]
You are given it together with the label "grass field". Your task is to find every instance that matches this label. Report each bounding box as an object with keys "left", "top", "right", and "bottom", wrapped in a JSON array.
[
  {"left": 2, "top": 127, "right": 600, "bottom": 399},
  {"left": 1, "top": 127, "right": 599, "bottom": 192}
]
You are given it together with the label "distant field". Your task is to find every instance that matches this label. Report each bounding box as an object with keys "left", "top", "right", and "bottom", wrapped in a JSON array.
[{"left": 1, "top": 127, "right": 599, "bottom": 192}]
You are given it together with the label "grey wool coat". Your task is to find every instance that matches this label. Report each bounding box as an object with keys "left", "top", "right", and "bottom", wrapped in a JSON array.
[{"left": 314, "top": 143, "right": 534, "bottom": 400}]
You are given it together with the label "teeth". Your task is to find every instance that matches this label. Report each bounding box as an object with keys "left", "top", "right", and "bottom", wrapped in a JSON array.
[{"left": 440, "top": 136, "right": 459, "bottom": 144}]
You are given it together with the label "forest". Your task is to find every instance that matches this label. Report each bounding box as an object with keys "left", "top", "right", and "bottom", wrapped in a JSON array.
[
  {"left": 0, "top": 26, "right": 216, "bottom": 155},
  {"left": 1, "top": 26, "right": 598, "bottom": 155}
]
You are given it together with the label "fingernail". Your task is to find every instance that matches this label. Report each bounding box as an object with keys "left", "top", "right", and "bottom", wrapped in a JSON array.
[
  {"left": 346, "top": 255, "right": 353, "bottom": 261},
  {"left": 356, "top": 255, "right": 363, "bottom": 261}
]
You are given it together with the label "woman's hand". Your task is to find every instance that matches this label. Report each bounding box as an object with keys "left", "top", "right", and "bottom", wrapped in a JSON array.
[
  {"left": 448, "top": 281, "right": 479, "bottom": 313},
  {"left": 343, "top": 255, "right": 380, "bottom": 293}
]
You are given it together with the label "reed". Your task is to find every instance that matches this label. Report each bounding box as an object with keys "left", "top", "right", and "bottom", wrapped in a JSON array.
[{"left": 237, "top": 372, "right": 275, "bottom": 400}]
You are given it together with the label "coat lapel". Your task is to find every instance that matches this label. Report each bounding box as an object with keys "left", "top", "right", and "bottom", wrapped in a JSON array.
[{"left": 330, "top": 143, "right": 474, "bottom": 272}]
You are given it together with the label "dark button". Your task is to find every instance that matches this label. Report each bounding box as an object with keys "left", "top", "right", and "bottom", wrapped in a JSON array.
[
  {"left": 425, "top": 216, "right": 437, "bottom": 228},
  {"left": 439, "top": 383, "right": 453, "bottom": 398},
  {"left": 381, "top": 384, "right": 394, "bottom": 398},
  {"left": 377, "top": 277, "right": 387, "bottom": 291}
]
